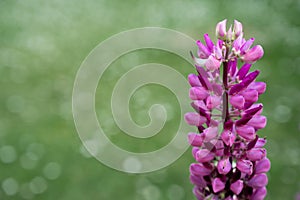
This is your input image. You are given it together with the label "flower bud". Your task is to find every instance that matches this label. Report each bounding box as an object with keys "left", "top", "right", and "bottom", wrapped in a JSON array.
[
  {"left": 190, "top": 175, "right": 206, "bottom": 188},
  {"left": 217, "top": 157, "right": 231, "bottom": 175},
  {"left": 248, "top": 173, "right": 268, "bottom": 188},
  {"left": 188, "top": 133, "right": 204, "bottom": 147},
  {"left": 206, "top": 55, "right": 221, "bottom": 71},
  {"left": 189, "top": 87, "right": 209, "bottom": 100},
  {"left": 206, "top": 95, "right": 221, "bottom": 109},
  {"left": 184, "top": 112, "right": 207, "bottom": 126},
  {"left": 235, "top": 125, "right": 256, "bottom": 140},
  {"left": 241, "top": 45, "right": 264, "bottom": 64},
  {"left": 190, "top": 163, "right": 213, "bottom": 176},
  {"left": 250, "top": 187, "right": 267, "bottom": 200},
  {"left": 227, "top": 25, "right": 234, "bottom": 41},
  {"left": 230, "top": 95, "right": 245, "bottom": 109},
  {"left": 237, "top": 159, "right": 253, "bottom": 175},
  {"left": 197, "top": 40, "right": 211, "bottom": 59},
  {"left": 212, "top": 178, "right": 225, "bottom": 193},
  {"left": 230, "top": 180, "right": 244, "bottom": 195},
  {"left": 247, "top": 115, "right": 267, "bottom": 129},
  {"left": 234, "top": 20, "right": 243, "bottom": 38},
  {"left": 193, "top": 187, "right": 205, "bottom": 200},
  {"left": 249, "top": 82, "right": 266, "bottom": 95},
  {"left": 203, "top": 126, "right": 218, "bottom": 142},
  {"left": 215, "top": 139, "right": 224, "bottom": 156},
  {"left": 192, "top": 147, "right": 199, "bottom": 158},
  {"left": 242, "top": 89, "right": 258, "bottom": 103},
  {"left": 216, "top": 19, "right": 227, "bottom": 39},
  {"left": 196, "top": 149, "right": 215, "bottom": 163},
  {"left": 255, "top": 157, "right": 271, "bottom": 174},
  {"left": 246, "top": 148, "right": 266, "bottom": 161},
  {"left": 204, "top": 34, "right": 214, "bottom": 52},
  {"left": 188, "top": 74, "right": 201, "bottom": 87},
  {"left": 240, "top": 38, "right": 255, "bottom": 54},
  {"left": 254, "top": 138, "right": 267, "bottom": 148},
  {"left": 221, "top": 130, "right": 236, "bottom": 147}
]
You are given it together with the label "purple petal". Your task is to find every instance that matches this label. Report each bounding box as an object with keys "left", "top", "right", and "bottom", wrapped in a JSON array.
[
  {"left": 230, "top": 180, "right": 244, "bottom": 195},
  {"left": 247, "top": 115, "right": 267, "bottom": 129},
  {"left": 240, "top": 38, "right": 255, "bottom": 54},
  {"left": 196, "top": 149, "right": 215, "bottom": 163},
  {"left": 206, "top": 55, "right": 221, "bottom": 71},
  {"left": 221, "top": 130, "right": 236, "bottom": 147},
  {"left": 242, "top": 89, "right": 258, "bottom": 103},
  {"left": 249, "top": 82, "right": 266, "bottom": 95},
  {"left": 217, "top": 157, "right": 232, "bottom": 175},
  {"left": 212, "top": 178, "right": 225, "bottom": 193},
  {"left": 254, "top": 138, "right": 267, "bottom": 148},
  {"left": 237, "top": 159, "right": 253, "bottom": 175},
  {"left": 188, "top": 74, "right": 201, "bottom": 87},
  {"left": 228, "top": 59, "right": 238, "bottom": 77},
  {"left": 235, "top": 125, "right": 256, "bottom": 141},
  {"left": 203, "top": 126, "right": 218, "bottom": 142},
  {"left": 255, "top": 157, "right": 271, "bottom": 174},
  {"left": 216, "top": 19, "right": 227, "bottom": 39},
  {"left": 190, "top": 163, "right": 213, "bottom": 176},
  {"left": 197, "top": 40, "right": 211, "bottom": 58},
  {"left": 215, "top": 139, "right": 224, "bottom": 156},
  {"left": 237, "top": 63, "right": 252, "bottom": 80},
  {"left": 185, "top": 112, "right": 207, "bottom": 126},
  {"left": 233, "top": 19, "right": 243, "bottom": 38},
  {"left": 244, "top": 104, "right": 263, "bottom": 116},
  {"left": 212, "top": 83, "right": 223, "bottom": 96},
  {"left": 230, "top": 95, "right": 245, "bottom": 109},
  {"left": 188, "top": 133, "right": 204, "bottom": 147},
  {"left": 190, "top": 175, "right": 207, "bottom": 189},
  {"left": 250, "top": 187, "right": 267, "bottom": 200},
  {"left": 246, "top": 148, "right": 266, "bottom": 161},
  {"left": 204, "top": 33, "right": 214, "bottom": 52},
  {"left": 248, "top": 173, "right": 268, "bottom": 188},
  {"left": 196, "top": 66, "right": 212, "bottom": 90},
  {"left": 206, "top": 95, "right": 221, "bottom": 109},
  {"left": 241, "top": 45, "right": 264, "bottom": 64},
  {"left": 189, "top": 87, "right": 209, "bottom": 100}
]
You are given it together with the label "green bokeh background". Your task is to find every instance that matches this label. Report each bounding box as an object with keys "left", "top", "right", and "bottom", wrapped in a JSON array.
[{"left": 1, "top": 0, "right": 299, "bottom": 199}]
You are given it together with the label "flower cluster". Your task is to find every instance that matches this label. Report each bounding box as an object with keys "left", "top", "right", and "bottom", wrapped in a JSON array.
[{"left": 185, "top": 19, "right": 270, "bottom": 200}]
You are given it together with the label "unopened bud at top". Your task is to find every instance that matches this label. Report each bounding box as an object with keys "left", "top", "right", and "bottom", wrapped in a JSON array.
[
  {"left": 216, "top": 19, "right": 227, "bottom": 39},
  {"left": 234, "top": 20, "right": 243, "bottom": 38}
]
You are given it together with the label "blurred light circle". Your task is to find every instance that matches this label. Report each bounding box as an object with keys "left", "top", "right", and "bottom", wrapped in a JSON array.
[
  {"left": 19, "top": 183, "right": 34, "bottom": 199},
  {"left": 20, "top": 153, "right": 38, "bottom": 170},
  {"left": 141, "top": 185, "right": 161, "bottom": 200},
  {"left": 43, "top": 162, "right": 62, "bottom": 180},
  {"left": 1, "top": 177, "right": 19, "bottom": 196},
  {"left": 0, "top": 145, "right": 17, "bottom": 164},
  {"left": 167, "top": 184, "right": 185, "bottom": 200},
  {"left": 29, "top": 177, "right": 47, "bottom": 194}
]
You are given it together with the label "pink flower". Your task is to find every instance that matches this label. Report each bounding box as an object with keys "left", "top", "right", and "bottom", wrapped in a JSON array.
[
  {"left": 241, "top": 45, "right": 264, "bottom": 64},
  {"left": 186, "top": 19, "right": 270, "bottom": 200},
  {"left": 216, "top": 19, "right": 227, "bottom": 39},
  {"left": 212, "top": 178, "right": 225, "bottom": 193},
  {"left": 217, "top": 157, "right": 231, "bottom": 175},
  {"left": 230, "top": 180, "right": 244, "bottom": 195}
]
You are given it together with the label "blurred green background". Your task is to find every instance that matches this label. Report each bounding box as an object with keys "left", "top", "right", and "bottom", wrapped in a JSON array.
[{"left": 0, "top": 0, "right": 299, "bottom": 199}]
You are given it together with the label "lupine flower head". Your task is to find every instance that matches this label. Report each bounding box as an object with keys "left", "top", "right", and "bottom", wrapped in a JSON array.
[{"left": 185, "top": 19, "right": 270, "bottom": 200}]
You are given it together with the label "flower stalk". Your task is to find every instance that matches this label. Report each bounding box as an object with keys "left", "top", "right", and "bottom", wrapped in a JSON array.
[{"left": 185, "top": 19, "right": 269, "bottom": 200}]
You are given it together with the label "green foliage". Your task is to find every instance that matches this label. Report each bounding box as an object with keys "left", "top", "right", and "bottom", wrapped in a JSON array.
[{"left": 0, "top": 0, "right": 299, "bottom": 199}]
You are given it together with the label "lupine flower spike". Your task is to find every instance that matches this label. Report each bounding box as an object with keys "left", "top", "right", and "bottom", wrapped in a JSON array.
[{"left": 185, "top": 19, "right": 270, "bottom": 200}]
